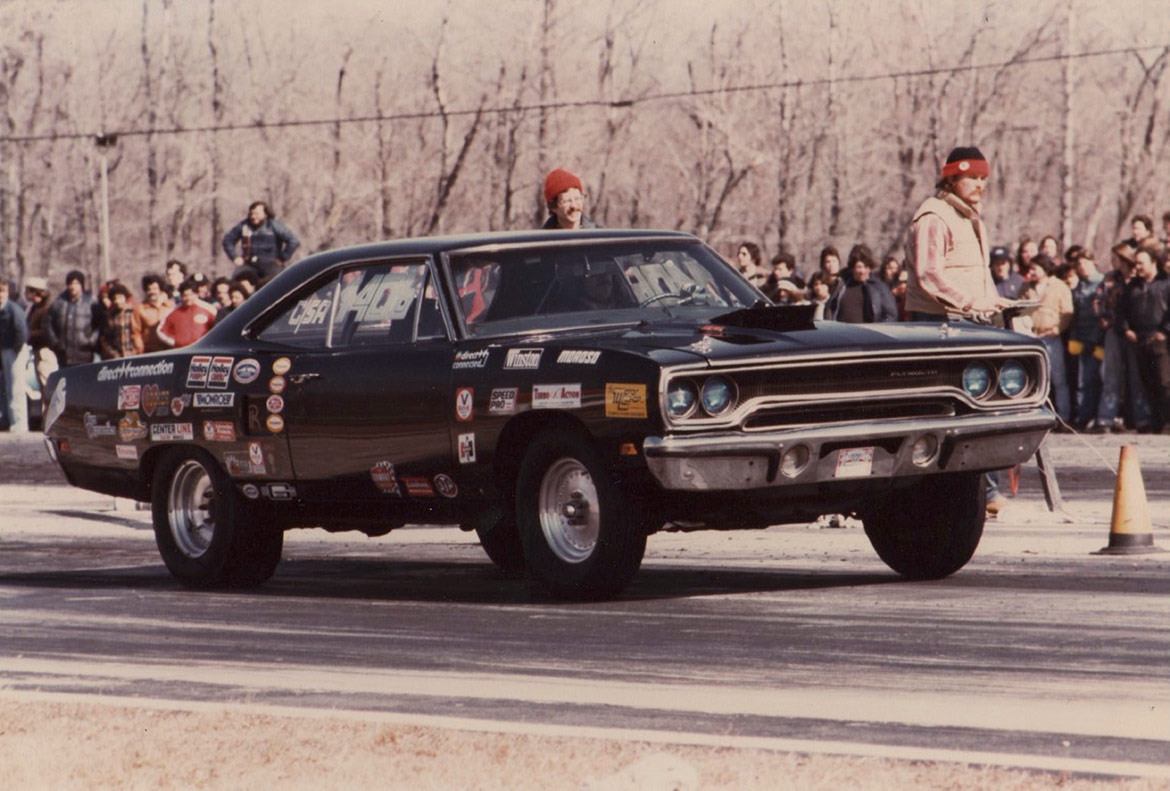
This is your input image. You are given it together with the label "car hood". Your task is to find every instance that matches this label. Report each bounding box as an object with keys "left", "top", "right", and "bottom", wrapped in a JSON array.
[{"left": 586, "top": 305, "right": 1039, "bottom": 366}]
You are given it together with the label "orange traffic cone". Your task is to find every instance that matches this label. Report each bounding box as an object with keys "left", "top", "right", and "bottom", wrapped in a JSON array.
[{"left": 1094, "top": 445, "right": 1164, "bottom": 555}]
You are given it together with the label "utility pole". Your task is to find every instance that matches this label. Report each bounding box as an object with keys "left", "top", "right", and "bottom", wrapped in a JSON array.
[
  {"left": 1060, "top": 0, "right": 1076, "bottom": 249},
  {"left": 95, "top": 134, "right": 117, "bottom": 285}
]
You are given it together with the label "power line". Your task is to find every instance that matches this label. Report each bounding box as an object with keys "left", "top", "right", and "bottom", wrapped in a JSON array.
[{"left": 1, "top": 42, "right": 1165, "bottom": 145}]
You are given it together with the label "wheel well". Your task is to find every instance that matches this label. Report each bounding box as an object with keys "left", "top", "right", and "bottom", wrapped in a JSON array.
[
  {"left": 138, "top": 444, "right": 193, "bottom": 503},
  {"left": 493, "top": 411, "right": 590, "bottom": 505}
]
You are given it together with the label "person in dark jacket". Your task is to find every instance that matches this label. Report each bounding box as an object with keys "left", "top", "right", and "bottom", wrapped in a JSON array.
[
  {"left": 1118, "top": 247, "right": 1170, "bottom": 433},
  {"left": 45, "top": 269, "right": 99, "bottom": 368},
  {"left": 825, "top": 244, "right": 898, "bottom": 323},
  {"left": 222, "top": 201, "right": 301, "bottom": 281},
  {"left": 1067, "top": 251, "right": 1105, "bottom": 428},
  {"left": 990, "top": 245, "right": 1025, "bottom": 299},
  {"left": 540, "top": 168, "right": 599, "bottom": 230},
  {"left": 22, "top": 276, "right": 54, "bottom": 394},
  {"left": 0, "top": 279, "right": 30, "bottom": 431}
]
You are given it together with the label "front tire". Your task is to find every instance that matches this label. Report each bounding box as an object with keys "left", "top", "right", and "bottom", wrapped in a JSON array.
[
  {"left": 151, "top": 447, "right": 283, "bottom": 588},
  {"left": 475, "top": 513, "right": 525, "bottom": 574},
  {"left": 516, "top": 433, "right": 646, "bottom": 600},
  {"left": 861, "top": 472, "right": 985, "bottom": 580}
]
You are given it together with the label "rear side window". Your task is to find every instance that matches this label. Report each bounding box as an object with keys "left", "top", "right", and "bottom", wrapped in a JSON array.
[{"left": 256, "top": 278, "right": 337, "bottom": 349}]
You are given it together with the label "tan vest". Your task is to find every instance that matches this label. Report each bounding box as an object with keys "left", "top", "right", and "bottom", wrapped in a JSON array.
[{"left": 905, "top": 195, "right": 995, "bottom": 316}]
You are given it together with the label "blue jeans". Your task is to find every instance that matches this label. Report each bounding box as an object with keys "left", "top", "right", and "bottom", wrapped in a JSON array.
[
  {"left": 1074, "top": 346, "right": 1103, "bottom": 426},
  {"left": 1097, "top": 329, "right": 1152, "bottom": 428},
  {"left": 1040, "top": 335, "right": 1072, "bottom": 422},
  {"left": 0, "top": 344, "right": 29, "bottom": 432}
]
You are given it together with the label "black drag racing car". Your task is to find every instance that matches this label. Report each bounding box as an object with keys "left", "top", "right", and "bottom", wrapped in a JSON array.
[{"left": 43, "top": 230, "right": 1055, "bottom": 599}]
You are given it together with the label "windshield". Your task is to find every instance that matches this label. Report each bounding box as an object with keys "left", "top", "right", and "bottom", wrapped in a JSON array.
[{"left": 447, "top": 239, "right": 759, "bottom": 337}]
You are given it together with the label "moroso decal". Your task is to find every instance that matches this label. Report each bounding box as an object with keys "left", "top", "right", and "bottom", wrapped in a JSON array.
[
  {"left": 186, "top": 355, "right": 212, "bottom": 387},
  {"left": 532, "top": 384, "right": 581, "bottom": 409},
  {"left": 208, "top": 356, "right": 234, "bottom": 389},
  {"left": 605, "top": 383, "right": 648, "bottom": 419},
  {"left": 117, "top": 385, "right": 141, "bottom": 410},
  {"left": 504, "top": 348, "right": 542, "bottom": 369},
  {"left": 433, "top": 473, "right": 458, "bottom": 498},
  {"left": 233, "top": 358, "right": 261, "bottom": 384},
  {"left": 557, "top": 350, "right": 601, "bottom": 365},
  {"left": 371, "top": 461, "right": 401, "bottom": 496},
  {"left": 457, "top": 432, "right": 476, "bottom": 464},
  {"left": 455, "top": 387, "right": 473, "bottom": 421}
]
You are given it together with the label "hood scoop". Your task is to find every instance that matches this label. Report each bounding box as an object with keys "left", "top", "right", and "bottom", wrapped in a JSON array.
[{"left": 708, "top": 302, "right": 817, "bottom": 332}]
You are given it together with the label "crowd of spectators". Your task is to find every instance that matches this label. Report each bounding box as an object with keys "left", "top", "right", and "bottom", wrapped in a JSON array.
[{"left": 733, "top": 209, "right": 1170, "bottom": 434}]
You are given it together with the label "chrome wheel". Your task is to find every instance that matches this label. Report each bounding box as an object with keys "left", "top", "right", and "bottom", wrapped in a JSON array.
[
  {"left": 167, "top": 459, "right": 216, "bottom": 558},
  {"left": 538, "top": 457, "right": 600, "bottom": 564}
]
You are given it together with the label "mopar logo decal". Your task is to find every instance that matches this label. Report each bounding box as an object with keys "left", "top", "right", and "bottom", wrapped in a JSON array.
[{"left": 233, "top": 358, "right": 261, "bottom": 384}]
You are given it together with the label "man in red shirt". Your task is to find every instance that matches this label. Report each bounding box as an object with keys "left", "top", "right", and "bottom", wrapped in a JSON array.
[{"left": 157, "top": 277, "right": 215, "bottom": 348}]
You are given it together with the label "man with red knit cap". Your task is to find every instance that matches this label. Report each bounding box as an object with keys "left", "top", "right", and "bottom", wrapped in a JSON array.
[
  {"left": 905, "top": 146, "right": 1012, "bottom": 321},
  {"left": 541, "top": 168, "right": 598, "bottom": 230}
]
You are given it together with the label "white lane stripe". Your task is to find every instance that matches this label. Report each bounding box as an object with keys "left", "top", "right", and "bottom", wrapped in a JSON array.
[
  {"left": 3, "top": 655, "right": 1166, "bottom": 743},
  {"left": 0, "top": 689, "right": 1165, "bottom": 781}
]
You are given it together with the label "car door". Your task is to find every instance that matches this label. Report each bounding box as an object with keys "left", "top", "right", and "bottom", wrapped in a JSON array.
[{"left": 258, "top": 259, "right": 454, "bottom": 511}]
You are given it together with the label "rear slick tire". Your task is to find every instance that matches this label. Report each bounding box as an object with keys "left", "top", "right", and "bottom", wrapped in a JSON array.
[
  {"left": 516, "top": 433, "right": 646, "bottom": 600},
  {"left": 862, "top": 471, "right": 985, "bottom": 580},
  {"left": 151, "top": 447, "right": 282, "bottom": 589}
]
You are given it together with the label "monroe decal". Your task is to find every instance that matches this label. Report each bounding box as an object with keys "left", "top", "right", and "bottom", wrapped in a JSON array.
[
  {"left": 193, "top": 392, "right": 235, "bottom": 409},
  {"left": 97, "top": 359, "right": 176, "bottom": 383}
]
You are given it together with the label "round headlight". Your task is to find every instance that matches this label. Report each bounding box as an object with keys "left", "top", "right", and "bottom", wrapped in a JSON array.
[
  {"left": 666, "top": 380, "right": 698, "bottom": 419},
  {"left": 961, "top": 362, "right": 993, "bottom": 400},
  {"left": 700, "top": 377, "right": 735, "bottom": 416},
  {"left": 998, "top": 360, "right": 1029, "bottom": 398}
]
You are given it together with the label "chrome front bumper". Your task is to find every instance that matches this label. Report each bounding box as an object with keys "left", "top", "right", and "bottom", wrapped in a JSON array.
[{"left": 642, "top": 408, "right": 1055, "bottom": 491}]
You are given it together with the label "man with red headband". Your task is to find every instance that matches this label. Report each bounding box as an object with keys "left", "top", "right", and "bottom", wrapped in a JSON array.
[
  {"left": 905, "top": 147, "right": 1012, "bottom": 320},
  {"left": 541, "top": 168, "right": 598, "bottom": 230}
]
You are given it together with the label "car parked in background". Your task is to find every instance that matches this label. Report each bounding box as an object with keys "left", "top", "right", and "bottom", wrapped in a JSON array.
[{"left": 43, "top": 230, "right": 1055, "bottom": 598}]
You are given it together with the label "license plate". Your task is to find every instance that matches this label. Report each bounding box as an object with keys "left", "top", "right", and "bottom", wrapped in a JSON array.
[{"left": 834, "top": 447, "right": 874, "bottom": 478}]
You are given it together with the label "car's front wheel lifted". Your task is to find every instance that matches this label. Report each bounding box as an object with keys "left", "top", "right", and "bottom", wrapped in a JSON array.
[
  {"left": 151, "top": 447, "right": 283, "bottom": 588},
  {"left": 861, "top": 471, "right": 985, "bottom": 580},
  {"left": 516, "top": 434, "right": 646, "bottom": 599}
]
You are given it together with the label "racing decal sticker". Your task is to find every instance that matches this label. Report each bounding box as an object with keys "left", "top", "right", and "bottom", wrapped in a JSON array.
[
  {"left": 193, "top": 392, "right": 235, "bottom": 409},
  {"left": 203, "top": 420, "right": 236, "bottom": 442},
  {"left": 241, "top": 483, "right": 261, "bottom": 500},
  {"left": 186, "top": 355, "right": 212, "bottom": 387},
  {"left": 115, "top": 444, "right": 139, "bottom": 461},
  {"left": 44, "top": 378, "right": 66, "bottom": 432},
  {"left": 208, "top": 356, "right": 234, "bottom": 389},
  {"left": 150, "top": 422, "right": 194, "bottom": 441},
  {"left": 117, "top": 385, "right": 141, "bottom": 410},
  {"left": 273, "top": 357, "right": 292, "bottom": 375},
  {"left": 224, "top": 451, "right": 265, "bottom": 476},
  {"left": 83, "top": 413, "right": 117, "bottom": 439},
  {"left": 605, "top": 383, "right": 648, "bottom": 419},
  {"left": 263, "top": 483, "right": 296, "bottom": 500},
  {"left": 170, "top": 394, "right": 191, "bottom": 416},
  {"left": 249, "top": 441, "right": 264, "bottom": 468},
  {"left": 433, "top": 473, "right": 458, "bottom": 498},
  {"left": 266, "top": 395, "right": 284, "bottom": 414},
  {"left": 457, "top": 432, "right": 477, "bottom": 464},
  {"left": 233, "top": 358, "right": 261, "bottom": 384},
  {"left": 142, "top": 384, "right": 170, "bottom": 417},
  {"left": 532, "top": 384, "right": 582, "bottom": 410},
  {"left": 117, "top": 412, "right": 147, "bottom": 442},
  {"left": 96, "top": 358, "right": 175, "bottom": 383},
  {"left": 455, "top": 387, "right": 474, "bottom": 421},
  {"left": 269, "top": 376, "right": 286, "bottom": 394},
  {"left": 452, "top": 349, "right": 489, "bottom": 370},
  {"left": 488, "top": 387, "right": 518, "bottom": 414},
  {"left": 504, "top": 348, "right": 542, "bottom": 369},
  {"left": 371, "top": 461, "right": 401, "bottom": 496},
  {"left": 266, "top": 414, "right": 285, "bottom": 433},
  {"left": 402, "top": 476, "right": 435, "bottom": 497},
  {"left": 557, "top": 350, "right": 601, "bottom": 365}
]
